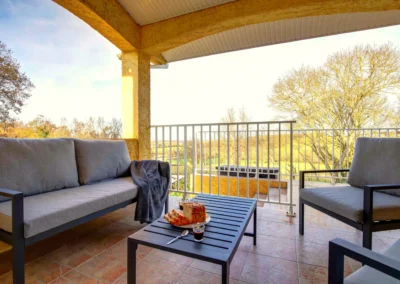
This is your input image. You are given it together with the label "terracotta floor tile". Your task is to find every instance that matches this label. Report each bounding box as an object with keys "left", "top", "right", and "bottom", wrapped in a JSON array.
[
  {"left": 0, "top": 241, "right": 11, "bottom": 253},
  {"left": 99, "top": 240, "right": 153, "bottom": 266},
  {"left": 207, "top": 274, "right": 250, "bottom": 284},
  {"left": 229, "top": 261, "right": 246, "bottom": 280},
  {"left": 295, "top": 226, "right": 352, "bottom": 245},
  {"left": 240, "top": 248, "right": 298, "bottom": 283},
  {"left": 183, "top": 267, "right": 213, "bottom": 282},
  {"left": 177, "top": 274, "right": 208, "bottom": 284},
  {"left": 245, "top": 253, "right": 297, "bottom": 276},
  {"left": 238, "top": 237, "right": 253, "bottom": 252},
  {"left": 258, "top": 220, "right": 296, "bottom": 239},
  {"left": 113, "top": 273, "right": 127, "bottom": 284},
  {"left": 56, "top": 223, "right": 137, "bottom": 262},
  {"left": 239, "top": 264, "right": 270, "bottom": 284},
  {"left": 190, "top": 259, "right": 221, "bottom": 275},
  {"left": 267, "top": 269, "right": 298, "bottom": 284},
  {"left": 298, "top": 263, "right": 328, "bottom": 284},
  {"left": 0, "top": 256, "right": 71, "bottom": 284},
  {"left": 137, "top": 257, "right": 184, "bottom": 282},
  {"left": 296, "top": 241, "right": 329, "bottom": 268},
  {"left": 300, "top": 213, "right": 356, "bottom": 232},
  {"left": 296, "top": 241, "right": 360, "bottom": 273},
  {"left": 148, "top": 249, "right": 194, "bottom": 266},
  {"left": 51, "top": 270, "right": 107, "bottom": 284},
  {"left": 232, "top": 250, "right": 248, "bottom": 266},
  {"left": 260, "top": 210, "right": 296, "bottom": 225},
  {"left": 114, "top": 272, "right": 173, "bottom": 284},
  {"left": 118, "top": 215, "right": 148, "bottom": 229},
  {"left": 250, "top": 234, "right": 296, "bottom": 261},
  {"left": 76, "top": 252, "right": 127, "bottom": 283},
  {"left": 47, "top": 245, "right": 93, "bottom": 268}
]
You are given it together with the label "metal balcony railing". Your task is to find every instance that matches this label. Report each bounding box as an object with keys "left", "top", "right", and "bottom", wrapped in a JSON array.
[
  {"left": 151, "top": 123, "right": 400, "bottom": 213},
  {"left": 151, "top": 121, "right": 296, "bottom": 216}
]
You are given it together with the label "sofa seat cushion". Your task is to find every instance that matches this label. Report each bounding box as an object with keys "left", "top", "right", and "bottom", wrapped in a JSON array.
[
  {"left": 0, "top": 177, "right": 137, "bottom": 238},
  {"left": 0, "top": 138, "right": 79, "bottom": 202},
  {"left": 344, "top": 239, "right": 400, "bottom": 284},
  {"left": 74, "top": 139, "right": 131, "bottom": 185},
  {"left": 300, "top": 186, "right": 400, "bottom": 223}
]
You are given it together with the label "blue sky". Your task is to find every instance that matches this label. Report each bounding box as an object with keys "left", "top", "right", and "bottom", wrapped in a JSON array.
[{"left": 1, "top": 0, "right": 400, "bottom": 125}]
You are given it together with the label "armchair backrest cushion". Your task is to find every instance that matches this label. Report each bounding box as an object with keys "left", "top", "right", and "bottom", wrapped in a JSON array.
[
  {"left": 74, "top": 139, "right": 131, "bottom": 185},
  {"left": 0, "top": 138, "right": 79, "bottom": 201},
  {"left": 347, "top": 138, "right": 400, "bottom": 197}
]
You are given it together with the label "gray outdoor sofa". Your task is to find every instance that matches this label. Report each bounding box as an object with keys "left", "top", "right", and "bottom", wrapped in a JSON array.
[
  {"left": 0, "top": 138, "right": 169, "bottom": 284},
  {"left": 299, "top": 138, "right": 400, "bottom": 249}
]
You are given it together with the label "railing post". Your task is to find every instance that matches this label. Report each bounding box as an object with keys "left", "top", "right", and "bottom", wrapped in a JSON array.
[
  {"left": 184, "top": 126, "right": 188, "bottom": 197},
  {"left": 287, "top": 122, "right": 296, "bottom": 217}
]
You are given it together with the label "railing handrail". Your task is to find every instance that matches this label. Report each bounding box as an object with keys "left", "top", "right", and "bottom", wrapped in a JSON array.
[
  {"left": 292, "top": 127, "right": 399, "bottom": 132},
  {"left": 151, "top": 120, "right": 296, "bottom": 128}
]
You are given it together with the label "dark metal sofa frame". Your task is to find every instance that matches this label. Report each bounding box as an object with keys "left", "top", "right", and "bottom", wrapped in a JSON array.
[
  {"left": 299, "top": 169, "right": 400, "bottom": 250},
  {"left": 0, "top": 180, "right": 169, "bottom": 284},
  {"left": 328, "top": 238, "right": 400, "bottom": 283}
]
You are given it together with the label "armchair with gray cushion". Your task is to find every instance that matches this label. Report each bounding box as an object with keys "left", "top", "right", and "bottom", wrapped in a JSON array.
[
  {"left": 328, "top": 238, "right": 400, "bottom": 283},
  {"left": 299, "top": 138, "right": 400, "bottom": 249}
]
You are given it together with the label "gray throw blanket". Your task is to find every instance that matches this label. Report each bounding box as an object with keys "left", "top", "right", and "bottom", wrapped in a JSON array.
[{"left": 130, "top": 160, "right": 170, "bottom": 223}]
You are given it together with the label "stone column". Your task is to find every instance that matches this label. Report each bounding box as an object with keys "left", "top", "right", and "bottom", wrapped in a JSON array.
[{"left": 121, "top": 51, "right": 151, "bottom": 160}]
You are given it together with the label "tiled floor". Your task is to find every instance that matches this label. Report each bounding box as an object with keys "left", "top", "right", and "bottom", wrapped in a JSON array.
[{"left": 0, "top": 195, "right": 399, "bottom": 284}]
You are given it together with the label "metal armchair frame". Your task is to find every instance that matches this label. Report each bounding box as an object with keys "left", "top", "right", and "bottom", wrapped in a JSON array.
[
  {"left": 299, "top": 169, "right": 400, "bottom": 249},
  {"left": 328, "top": 238, "right": 400, "bottom": 283}
]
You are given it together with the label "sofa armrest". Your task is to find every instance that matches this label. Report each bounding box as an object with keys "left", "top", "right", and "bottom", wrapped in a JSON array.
[
  {"left": 363, "top": 184, "right": 400, "bottom": 226},
  {"left": 0, "top": 188, "right": 23, "bottom": 199},
  {"left": 299, "top": 169, "right": 350, "bottom": 189},
  {"left": 0, "top": 188, "right": 24, "bottom": 242},
  {"left": 328, "top": 238, "right": 400, "bottom": 284}
]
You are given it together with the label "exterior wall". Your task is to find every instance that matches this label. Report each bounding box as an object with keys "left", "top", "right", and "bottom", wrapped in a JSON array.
[{"left": 194, "top": 175, "right": 287, "bottom": 198}]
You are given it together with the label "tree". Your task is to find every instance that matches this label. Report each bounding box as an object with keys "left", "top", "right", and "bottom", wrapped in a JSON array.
[
  {"left": 269, "top": 43, "right": 400, "bottom": 170},
  {"left": 0, "top": 41, "right": 34, "bottom": 124},
  {"left": 0, "top": 116, "right": 122, "bottom": 139},
  {"left": 28, "top": 115, "right": 57, "bottom": 138}
]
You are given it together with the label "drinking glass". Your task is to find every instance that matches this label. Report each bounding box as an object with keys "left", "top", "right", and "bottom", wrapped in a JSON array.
[{"left": 192, "top": 223, "right": 205, "bottom": 242}]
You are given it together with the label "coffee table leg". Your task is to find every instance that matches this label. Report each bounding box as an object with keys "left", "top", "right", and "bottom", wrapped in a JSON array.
[
  {"left": 222, "top": 262, "right": 230, "bottom": 284},
  {"left": 253, "top": 206, "right": 257, "bottom": 246},
  {"left": 127, "top": 240, "right": 138, "bottom": 284}
]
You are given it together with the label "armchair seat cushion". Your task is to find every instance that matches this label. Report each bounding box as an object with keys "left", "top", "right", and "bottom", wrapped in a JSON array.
[
  {"left": 0, "top": 177, "right": 138, "bottom": 238},
  {"left": 300, "top": 186, "right": 400, "bottom": 223},
  {"left": 344, "top": 239, "right": 400, "bottom": 284}
]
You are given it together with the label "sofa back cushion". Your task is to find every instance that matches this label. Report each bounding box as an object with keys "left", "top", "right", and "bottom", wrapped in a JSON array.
[
  {"left": 0, "top": 138, "right": 79, "bottom": 201},
  {"left": 347, "top": 138, "right": 400, "bottom": 197},
  {"left": 74, "top": 139, "right": 131, "bottom": 185}
]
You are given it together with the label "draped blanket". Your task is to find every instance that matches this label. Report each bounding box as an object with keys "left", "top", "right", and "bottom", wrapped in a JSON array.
[{"left": 130, "top": 160, "right": 170, "bottom": 223}]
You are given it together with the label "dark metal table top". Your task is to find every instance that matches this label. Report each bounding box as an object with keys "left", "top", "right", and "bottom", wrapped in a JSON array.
[{"left": 128, "top": 194, "right": 257, "bottom": 265}]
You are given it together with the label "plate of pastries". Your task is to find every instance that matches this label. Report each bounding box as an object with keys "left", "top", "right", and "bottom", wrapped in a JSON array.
[{"left": 164, "top": 201, "right": 210, "bottom": 228}]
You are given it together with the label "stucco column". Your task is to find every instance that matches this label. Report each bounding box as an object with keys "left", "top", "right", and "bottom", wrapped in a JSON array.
[{"left": 121, "top": 51, "right": 151, "bottom": 160}]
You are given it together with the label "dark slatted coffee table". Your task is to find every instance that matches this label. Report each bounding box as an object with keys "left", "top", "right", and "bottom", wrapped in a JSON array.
[{"left": 127, "top": 194, "right": 257, "bottom": 284}]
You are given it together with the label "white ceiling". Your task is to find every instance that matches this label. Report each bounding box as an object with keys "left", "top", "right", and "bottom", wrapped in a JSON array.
[
  {"left": 117, "top": 0, "right": 236, "bottom": 26},
  {"left": 162, "top": 10, "right": 400, "bottom": 63}
]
